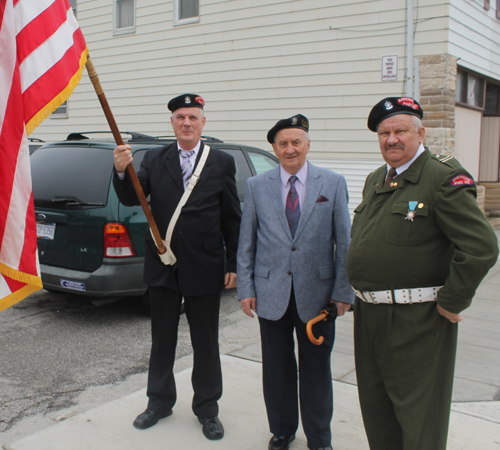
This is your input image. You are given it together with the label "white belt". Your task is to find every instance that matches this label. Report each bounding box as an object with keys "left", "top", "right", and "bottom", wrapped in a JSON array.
[{"left": 353, "top": 286, "right": 443, "bottom": 304}]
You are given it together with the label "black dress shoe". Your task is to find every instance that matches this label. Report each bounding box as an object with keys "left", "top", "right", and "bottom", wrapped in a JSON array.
[
  {"left": 269, "top": 434, "right": 296, "bottom": 450},
  {"left": 307, "top": 446, "right": 333, "bottom": 450},
  {"left": 198, "top": 416, "right": 224, "bottom": 440},
  {"left": 133, "top": 408, "right": 172, "bottom": 429}
]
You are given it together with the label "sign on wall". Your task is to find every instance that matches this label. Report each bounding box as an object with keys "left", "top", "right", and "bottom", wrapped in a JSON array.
[{"left": 382, "top": 55, "right": 398, "bottom": 81}]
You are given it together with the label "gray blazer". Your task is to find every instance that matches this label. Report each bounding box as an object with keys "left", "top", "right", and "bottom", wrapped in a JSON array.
[{"left": 237, "top": 163, "right": 354, "bottom": 323}]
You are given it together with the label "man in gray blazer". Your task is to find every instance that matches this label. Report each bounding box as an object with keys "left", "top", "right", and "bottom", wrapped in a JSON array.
[{"left": 237, "top": 114, "right": 354, "bottom": 450}]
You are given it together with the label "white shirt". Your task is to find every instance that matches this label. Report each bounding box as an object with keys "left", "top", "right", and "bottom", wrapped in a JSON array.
[
  {"left": 280, "top": 161, "right": 308, "bottom": 209},
  {"left": 177, "top": 140, "right": 201, "bottom": 167},
  {"left": 386, "top": 143, "right": 426, "bottom": 178}
]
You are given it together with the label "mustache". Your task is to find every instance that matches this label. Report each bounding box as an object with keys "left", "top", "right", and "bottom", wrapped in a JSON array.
[{"left": 385, "top": 143, "right": 405, "bottom": 151}]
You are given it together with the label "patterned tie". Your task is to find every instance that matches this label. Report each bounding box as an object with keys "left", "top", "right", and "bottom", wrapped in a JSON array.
[
  {"left": 385, "top": 166, "right": 397, "bottom": 185},
  {"left": 286, "top": 175, "right": 301, "bottom": 238},
  {"left": 179, "top": 149, "right": 195, "bottom": 189}
]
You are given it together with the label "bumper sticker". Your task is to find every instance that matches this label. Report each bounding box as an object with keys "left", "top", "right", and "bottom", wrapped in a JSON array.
[{"left": 60, "top": 280, "right": 86, "bottom": 291}]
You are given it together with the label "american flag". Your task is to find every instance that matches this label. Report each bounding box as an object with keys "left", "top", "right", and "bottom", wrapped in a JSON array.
[{"left": 0, "top": 0, "right": 88, "bottom": 311}]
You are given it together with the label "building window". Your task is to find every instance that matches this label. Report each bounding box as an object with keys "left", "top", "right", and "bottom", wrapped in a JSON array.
[
  {"left": 114, "top": 0, "right": 135, "bottom": 34},
  {"left": 467, "top": 74, "right": 484, "bottom": 107},
  {"left": 174, "top": 0, "right": 199, "bottom": 26},
  {"left": 456, "top": 69, "right": 484, "bottom": 108},
  {"left": 485, "top": 83, "right": 500, "bottom": 114},
  {"left": 456, "top": 71, "right": 466, "bottom": 103},
  {"left": 51, "top": 101, "right": 68, "bottom": 118},
  {"left": 497, "top": 0, "right": 500, "bottom": 19},
  {"left": 484, "top": 0, "right": 490, "bottom": 10}
]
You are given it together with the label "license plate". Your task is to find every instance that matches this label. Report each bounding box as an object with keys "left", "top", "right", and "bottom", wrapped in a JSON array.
[{"left": 37, "top": 222, "right": 56, "bottom": 240}]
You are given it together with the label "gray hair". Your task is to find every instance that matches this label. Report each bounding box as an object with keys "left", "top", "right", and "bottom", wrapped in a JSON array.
[{"left": 411, "top": 115, "right": 422, "bottom": 132}]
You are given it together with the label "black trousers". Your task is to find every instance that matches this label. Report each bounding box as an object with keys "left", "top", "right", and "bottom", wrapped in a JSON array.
[
  {"left": 258, "top": 290, "right": 336, "bottom": 448},
  {"left": 146, "top": 286, "right": 222, "bottom": 418}
]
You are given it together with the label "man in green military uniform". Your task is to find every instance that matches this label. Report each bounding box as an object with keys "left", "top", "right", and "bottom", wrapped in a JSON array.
[{"left": 347, "top": 96, "right": 499, "bottom": 450}]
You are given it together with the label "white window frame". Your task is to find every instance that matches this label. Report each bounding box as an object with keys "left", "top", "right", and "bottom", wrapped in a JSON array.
[
  {"left": 173, "top": 0, "right": 200, "bottom": 26},
  {"left": 114, "top": 0, "right": 136, "bottom": 36},
  {"left": 51, "top": 101, "right": 69, "bottom": 119}
]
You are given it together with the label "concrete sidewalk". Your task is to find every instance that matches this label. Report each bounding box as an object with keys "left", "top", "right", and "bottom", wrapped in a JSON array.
[{"left": 4, "top": 234, "right": 500, "bottom": 450}]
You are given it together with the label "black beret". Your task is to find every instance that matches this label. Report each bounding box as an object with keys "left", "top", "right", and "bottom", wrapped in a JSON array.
[
  {"left": 168, "top": 93, "right": 205, "bottom": 112},
  {"left": 267, "top": 114, "right": 309, "bottom": 144},
  {"left": 367, "top": 97, "right": 423, "bottom": 132}
]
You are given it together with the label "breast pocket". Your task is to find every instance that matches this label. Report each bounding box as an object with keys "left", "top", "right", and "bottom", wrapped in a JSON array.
[
  {"left": 385, "top": 201, "right": 429, "bottom": 246},
  {"left": 351, "top": 201, "right": 367, "bottom": 238}
]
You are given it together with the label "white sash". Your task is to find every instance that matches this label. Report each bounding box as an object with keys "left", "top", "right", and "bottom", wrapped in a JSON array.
[{"left": 151, "top": 145, "right": 211, "bottom": 265}]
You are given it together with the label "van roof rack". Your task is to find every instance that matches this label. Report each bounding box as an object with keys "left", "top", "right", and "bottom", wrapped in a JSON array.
[
  {"left": 151, "top": 135, "right": 224, "bottom": 143},
  {"left": 65, "top": 132, "right": 224, "bottom": 144},
  {"left": 66, "top": 131, "right": 154, "bottom": 141}
]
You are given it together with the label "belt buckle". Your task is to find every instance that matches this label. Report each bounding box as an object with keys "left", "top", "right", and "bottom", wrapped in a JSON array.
[
  {"left": 353, "top": 289, "right": 368, "bottom": 303},
  {"left": 367, "top": 292, "right": 377, "bottom": 303}
]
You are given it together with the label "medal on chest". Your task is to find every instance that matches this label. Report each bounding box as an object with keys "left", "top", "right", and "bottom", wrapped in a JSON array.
[{"left": 405, "top": 201, "right": 418, "bottom": 221}]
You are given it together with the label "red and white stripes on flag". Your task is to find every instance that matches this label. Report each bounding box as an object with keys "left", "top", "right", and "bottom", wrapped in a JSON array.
[{"left": 0, "top": 0, "right": 88, "bottom": 311}]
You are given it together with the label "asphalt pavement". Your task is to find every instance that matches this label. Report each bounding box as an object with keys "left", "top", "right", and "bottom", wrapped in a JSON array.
[{"left": 3, "top": 229, "right": 500, "bottom": 450}]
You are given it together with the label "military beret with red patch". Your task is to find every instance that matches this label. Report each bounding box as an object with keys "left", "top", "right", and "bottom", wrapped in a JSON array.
[
  {"left": 367, "top": 97, "right": 424, "bottom": 132},
  {"left": 168, "top": 93, "right": 205, "bottom": 112}
]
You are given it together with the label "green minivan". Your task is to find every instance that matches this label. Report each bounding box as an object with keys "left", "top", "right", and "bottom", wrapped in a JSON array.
[{"left": 31, "top": 132, "right": 278, "bottom": 300}]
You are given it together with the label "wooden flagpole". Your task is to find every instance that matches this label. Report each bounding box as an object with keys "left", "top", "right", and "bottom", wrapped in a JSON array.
[{"left": 85, "top": 56, "right": 166, "bottom": 255}]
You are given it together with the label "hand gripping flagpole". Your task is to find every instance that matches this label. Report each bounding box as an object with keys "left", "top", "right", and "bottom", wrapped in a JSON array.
[{"left": 85, "top": 56, "right": 166, "bottom": 256}]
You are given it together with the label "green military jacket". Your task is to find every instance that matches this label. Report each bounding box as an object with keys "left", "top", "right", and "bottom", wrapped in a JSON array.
[{"left": 347, "top": 149, "right": 499, "bottom": 314}]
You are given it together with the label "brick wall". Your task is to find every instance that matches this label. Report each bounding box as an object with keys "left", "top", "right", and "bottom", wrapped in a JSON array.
[{"left": 418, "top": 54, "right": 458, "bottom": 156}]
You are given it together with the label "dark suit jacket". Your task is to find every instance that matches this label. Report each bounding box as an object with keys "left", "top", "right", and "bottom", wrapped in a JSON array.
[{"left": 113, "top": 141, "right": 241, "bottom": 296}]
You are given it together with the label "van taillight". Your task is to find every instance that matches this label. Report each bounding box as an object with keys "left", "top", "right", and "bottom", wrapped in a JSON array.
[{"left": 104, "top": 223, "right": 136, "bottom": 257}]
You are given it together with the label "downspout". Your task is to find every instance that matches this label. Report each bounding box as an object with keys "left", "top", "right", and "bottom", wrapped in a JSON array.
[{"left": 406, "top": 0, "right": 414, "bottom": 97}]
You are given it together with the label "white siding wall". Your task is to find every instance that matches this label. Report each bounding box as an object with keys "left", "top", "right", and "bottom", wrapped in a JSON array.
[
  {"left": 310, "top": 158, "right": 384, "bottom": 216},
  {"left": 36, "top": 0, "right": 448, "bottom": 161},
  {"left": 449, "top": 0, "right": 500, "bottom": 82}
]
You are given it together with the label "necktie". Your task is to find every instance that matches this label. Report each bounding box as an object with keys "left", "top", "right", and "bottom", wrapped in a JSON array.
[
  {"left": 179, "top": 149, "right": 195, "bottom": 189},
  {"left": 385, "top": 167, "right": 397, "bottom": 185},
  {"left": 286, "top": 175, "right": 301, "bottom": 238}
]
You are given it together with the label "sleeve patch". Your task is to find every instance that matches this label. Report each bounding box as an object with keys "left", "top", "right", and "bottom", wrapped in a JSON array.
[{"left": 450, "top": 174, "right": 474, "bottom": 186}]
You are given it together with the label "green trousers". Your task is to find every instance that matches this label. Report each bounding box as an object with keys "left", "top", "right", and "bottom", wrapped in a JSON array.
[{"left": 354, "top": 298, "right": 458, "bottom": 450}]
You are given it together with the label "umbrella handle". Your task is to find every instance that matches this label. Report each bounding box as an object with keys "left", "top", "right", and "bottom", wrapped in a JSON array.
[{"left": 306, "top": 311, "right": 328, "bottom": 345}]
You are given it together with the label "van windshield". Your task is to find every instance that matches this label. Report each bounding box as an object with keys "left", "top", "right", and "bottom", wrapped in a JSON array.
[{"left": 31, "top": 146, "right": 114, "bottom": 209}]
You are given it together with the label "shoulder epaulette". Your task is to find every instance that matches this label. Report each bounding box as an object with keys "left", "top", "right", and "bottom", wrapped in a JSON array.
[
  {"left": 431, "top": 153, "right": 458, "bottom": 168},
  {"left": 432, "top": 154, "right": 454, "bottom": 163}
]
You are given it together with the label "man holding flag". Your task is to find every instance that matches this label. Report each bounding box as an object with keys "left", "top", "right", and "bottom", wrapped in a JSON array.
[{"left": 0, "top": 0, "right": 88, "bottom": 311}]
